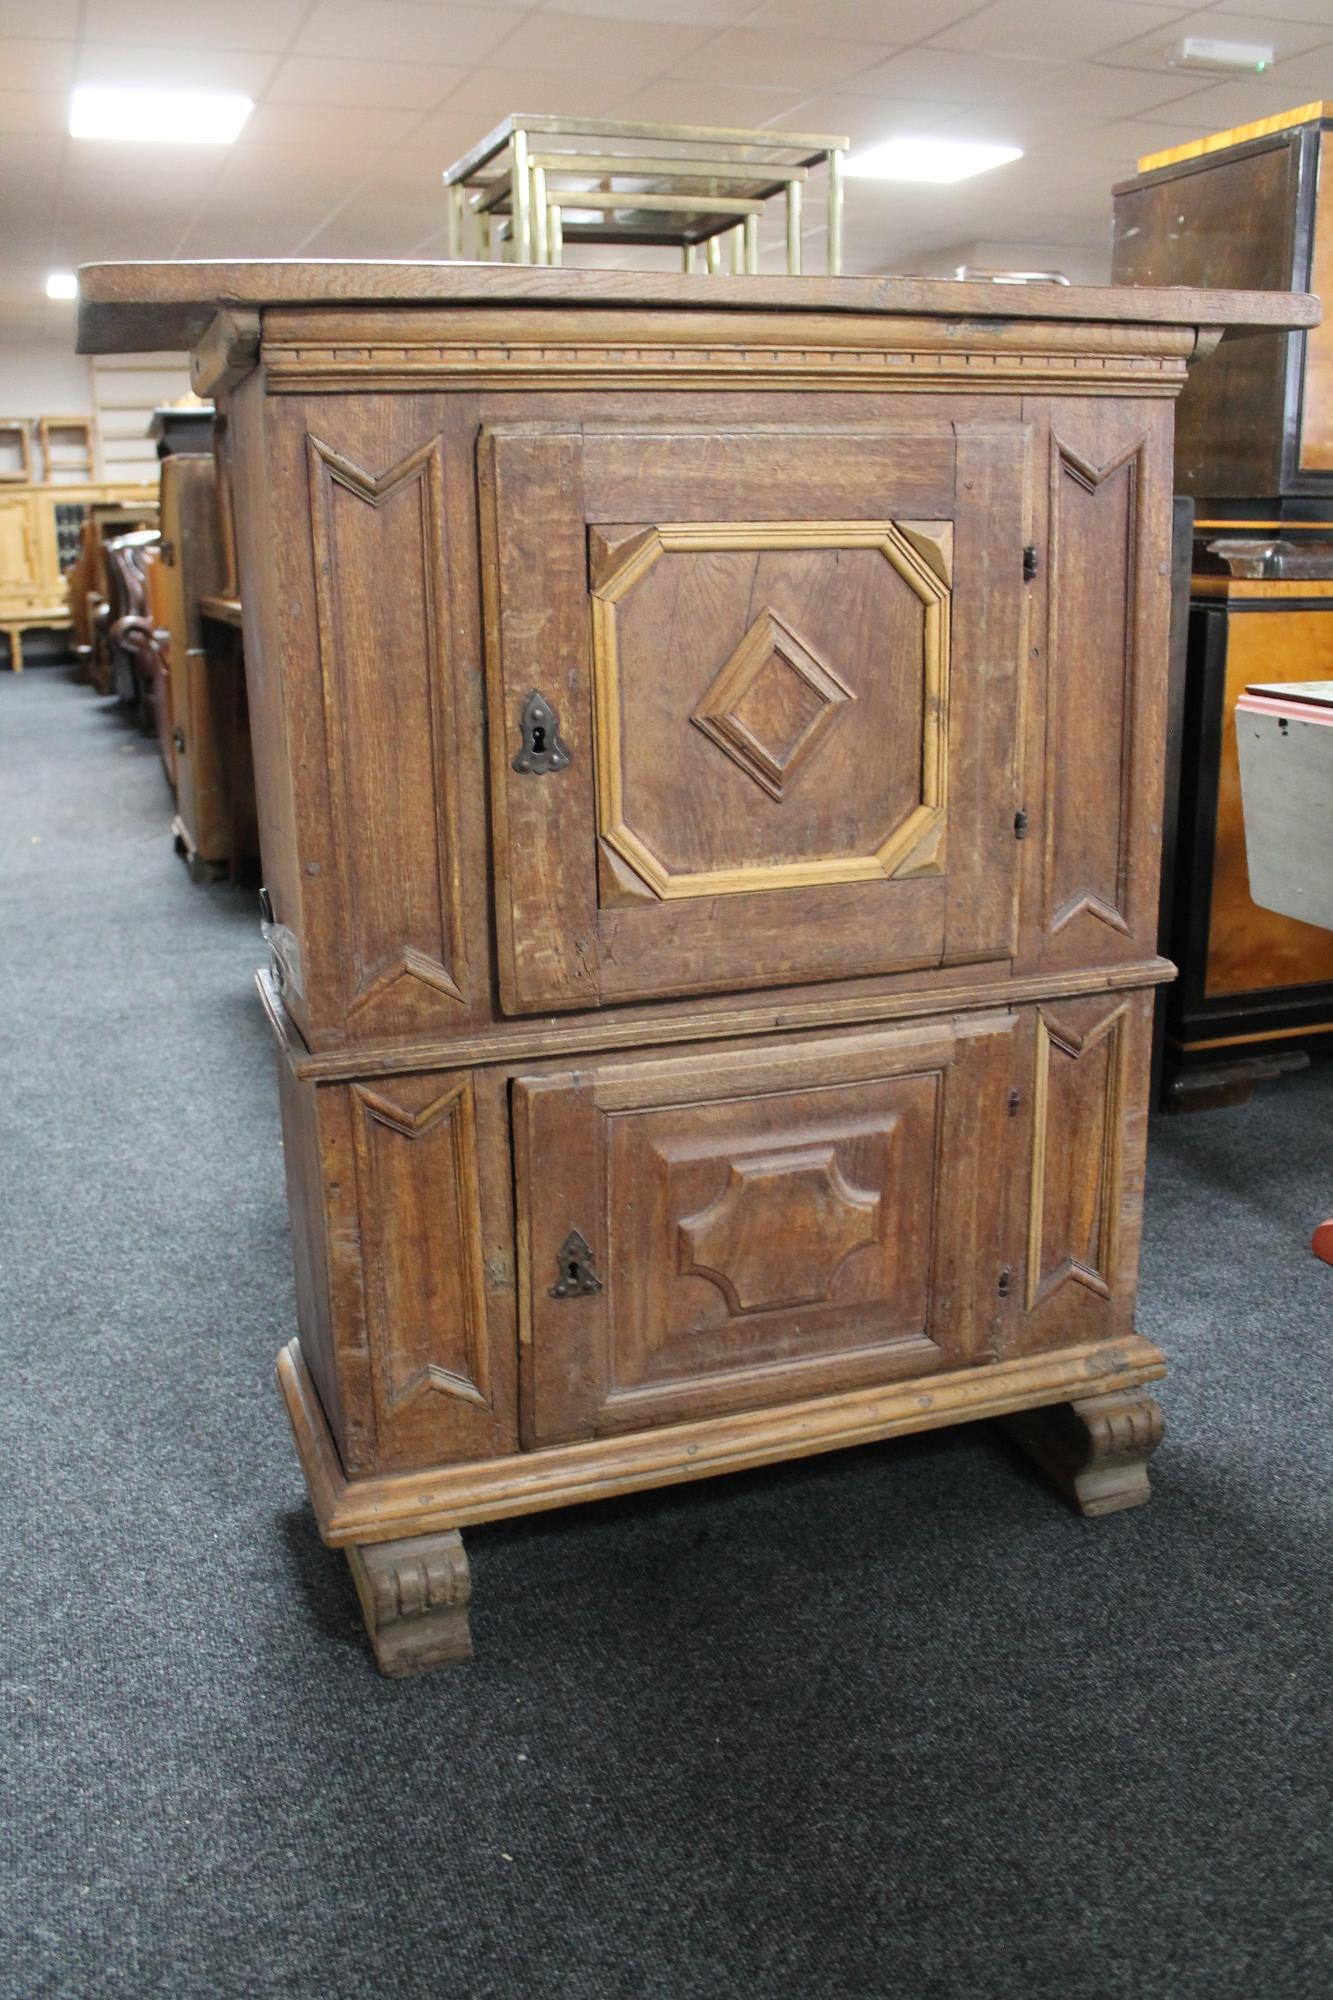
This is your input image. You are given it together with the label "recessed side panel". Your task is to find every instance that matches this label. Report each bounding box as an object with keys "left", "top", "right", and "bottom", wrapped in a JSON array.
[
  {"left": 1011, "top": 988, "right": 1153, "bottom": 1356},
  {"left": 1018, "top": 399, "right": 1173, "bottom": 972},
  {"left": 344, "top": 1067, "right": 519, "bottom": 1473},
  {"left": 305, "top": 422, "right": 468, "bottom": 1037}
]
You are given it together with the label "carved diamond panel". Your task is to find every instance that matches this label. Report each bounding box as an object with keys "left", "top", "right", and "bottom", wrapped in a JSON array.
[
  {"left": 590, "top": 521, "right": 952, "bottom": 901},
  {"left": 690, "top": 609, "right": 852, "bottom": 802}
]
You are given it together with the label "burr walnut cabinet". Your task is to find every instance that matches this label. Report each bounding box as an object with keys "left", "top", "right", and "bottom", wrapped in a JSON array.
[{"left": 77, "top": 263, "right": 1315, "bottom": 1676}]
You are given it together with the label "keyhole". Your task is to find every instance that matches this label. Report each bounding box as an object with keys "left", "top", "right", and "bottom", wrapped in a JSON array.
[
  {"left": 567, "top": 1258, "right": 579, "bottom": 1285},
  {"left": 531, "top": 724, "right": 547, "bottom": 754}
]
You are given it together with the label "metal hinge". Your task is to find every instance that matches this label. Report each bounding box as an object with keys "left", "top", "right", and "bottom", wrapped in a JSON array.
[
  {"left": 1022, "top": 544, "right": 1038, "bottom": 582},
  {"left": 1014, "top": 809, "right": 1029, "bottom": 839}
]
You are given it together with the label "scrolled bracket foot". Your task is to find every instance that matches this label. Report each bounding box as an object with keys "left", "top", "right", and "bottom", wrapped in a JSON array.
[
  {"left": 1000, "top": 1388, "right": 1165, "bottom": 1518},
  {"left": 346, "top": 1529, "right": 473, "bottom": 1677}
]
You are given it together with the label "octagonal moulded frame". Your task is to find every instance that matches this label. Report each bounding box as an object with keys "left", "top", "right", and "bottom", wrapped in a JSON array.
[{"left": 589, "top": 521, "right": 951, "bottom": 901}]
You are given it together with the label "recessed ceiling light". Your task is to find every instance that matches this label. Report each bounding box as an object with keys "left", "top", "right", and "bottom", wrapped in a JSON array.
[
  {"left": 46, "top": 272, "right": 77, "bottom": 300},
  {"left": 69, "top": 86, "right": 253, "bottom": 145},
  {"left": 845, "top": 139, "right": 1023, "bottom": 184}
]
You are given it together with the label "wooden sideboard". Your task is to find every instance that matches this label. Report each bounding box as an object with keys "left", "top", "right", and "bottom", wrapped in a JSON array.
[
  {"left": 78, "top": 263, "right": 1316, "bottom": 1675},
  {"left": 1, "top": 477, "right": 155, "bottom": 670}
]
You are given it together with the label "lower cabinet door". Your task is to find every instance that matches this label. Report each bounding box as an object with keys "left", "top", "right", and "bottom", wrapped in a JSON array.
[{"left": 513, "top": 1013, "right": 1022, "bottom": 1446}]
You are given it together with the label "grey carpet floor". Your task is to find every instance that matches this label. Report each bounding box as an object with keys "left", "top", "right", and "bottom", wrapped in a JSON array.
[{"left": 1, "top": 666, "right": 1330, "bottom": 2000}]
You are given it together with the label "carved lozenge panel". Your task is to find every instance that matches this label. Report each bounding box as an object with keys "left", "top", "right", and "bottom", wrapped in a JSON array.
[{"left": 609, "top": 1074, "right": 940, "bottom": 1393}]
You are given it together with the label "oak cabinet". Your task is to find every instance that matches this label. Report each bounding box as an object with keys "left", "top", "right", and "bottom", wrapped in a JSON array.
[{"left": 76, "top": 262, "right": 1315, "bottom": 1674}]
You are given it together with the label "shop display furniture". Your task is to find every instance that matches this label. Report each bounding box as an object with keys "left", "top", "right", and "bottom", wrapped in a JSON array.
[{"left": 443, "top": 115, "right": 847, "bottom": 273}]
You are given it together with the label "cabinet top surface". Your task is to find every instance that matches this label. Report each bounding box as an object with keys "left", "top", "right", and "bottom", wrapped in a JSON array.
[{"left": 74, "top": 258, "right": 1319, "bottom": 355}]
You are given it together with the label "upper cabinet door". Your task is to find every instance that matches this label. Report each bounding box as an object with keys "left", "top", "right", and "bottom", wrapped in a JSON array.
[{"left": 482, "top": 417, "right": 1029, "bottom": 1015}]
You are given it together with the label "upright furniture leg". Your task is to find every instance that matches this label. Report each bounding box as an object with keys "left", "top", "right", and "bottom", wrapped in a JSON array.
[
  {"left": 1000, "top": 1389, "right": 1165, "bottom": 1517},
  {"left": 346, "top": 1530, "right": 473, "bottom": 1677}
]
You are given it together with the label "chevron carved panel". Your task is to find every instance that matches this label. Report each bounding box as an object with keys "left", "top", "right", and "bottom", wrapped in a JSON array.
[
  {"left": 351, "top": 1075, "right": 492, "bottom": 1417},
  {"left": 1026, "top": 1002, "right": 1128, "bottom": 1309},
  {"left": 1044, "top": 431, "right": 1145, "bottom": 942},
  {"left": 307, "top": 433, "right": 465, "bottom": 1031}
]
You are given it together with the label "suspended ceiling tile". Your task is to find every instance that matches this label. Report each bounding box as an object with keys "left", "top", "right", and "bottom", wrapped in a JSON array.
[
  {"left": 852, "top": 46, "right": 1065, "bottom": 105},
  {"left": 81, "top": 0, "right": 309, "bottom": 53},
  {"left": 1141, "top": 71, "right": 1333, "bottom": 125},
  {"left": 72, "top": 42, "right": 282, "bottom": 95},
  {"left": 778, "top": 91, "right": 972, "bottom": 147},
  {"left": 1213, "top": 0, "right": 1333, "bottom": 20},
  {"left": 294, "top": 1, "right": 525, "bottom": 67},
  {"left": 608, "top": 77, "right": 815, "bottom": 128},
  {"left": 993, "top": 62, "right": 1221, "bottom": 124},
  {"left": 0, "top": 90, "right": 67, "bottom": 134},
  {"left": 0, "top": 0, "right": 78, "bottom": 35},
  {"left": 1094, "top": 7, "right": 1333, "bottom": 72},
  {"left": 266, "top": 55, "right": 469, "bottom": 112},
  {"left": 241, "top": 100, "right": 425, "bottom": 150},
  {"left": 484, "top": 11, "right": 721, "bottom": 76},
  {"left": 754, "top": 0, "right": 970, "bottom": 39},
  {"left": 0, "top": 38, "right": 76, "bottom": 91},
  {"left": 664, "top": 28, "right": 893, "bottom": 93},
  {"left": 414, "top": 68, "right": 647, "bottom": 139},
  {"left": 545, "top": 0, "right": 759, "bottom": 24},
  {"left": 930, "top": 1, "right": 1213, "bottom": 64}
]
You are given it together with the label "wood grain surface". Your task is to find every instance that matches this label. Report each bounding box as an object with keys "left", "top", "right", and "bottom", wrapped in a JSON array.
[{"left": 74, "top": 259, "right": 1319, "bottom": 357}]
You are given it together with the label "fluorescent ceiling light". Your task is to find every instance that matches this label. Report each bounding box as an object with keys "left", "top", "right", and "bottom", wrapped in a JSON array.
[
  {"left": 46, "top": 272, "right": 77, "bottom": 300},
  {"left": 846, "top": 138, "right": 1022, "bottom": 184},
  {"left": 69, "top": 86, "right": 253, "bottom": 145}
]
